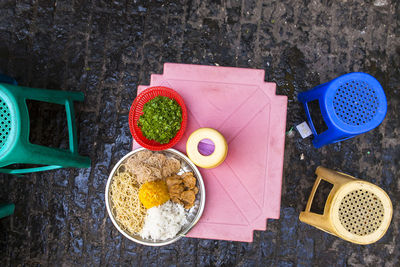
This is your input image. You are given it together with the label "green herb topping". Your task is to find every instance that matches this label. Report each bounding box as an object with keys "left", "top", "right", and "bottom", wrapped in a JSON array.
[{"left": 138, "top": 96, "right": 183, "bottom": 144}]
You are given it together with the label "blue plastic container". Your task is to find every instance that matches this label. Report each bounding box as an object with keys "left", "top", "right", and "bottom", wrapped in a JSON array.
[{"left": 298, "top": 72, "right": 387, "bottom": 148}]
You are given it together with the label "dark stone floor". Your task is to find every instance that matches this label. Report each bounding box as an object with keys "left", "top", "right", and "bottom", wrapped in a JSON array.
[{"left": 0, "top": 0, "right": 399, "bottom": 266}]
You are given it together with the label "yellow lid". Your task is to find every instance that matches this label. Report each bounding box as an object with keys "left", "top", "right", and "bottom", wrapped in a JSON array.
[{"left": 186, "top": 128, "right": 228, "bottom": 169}]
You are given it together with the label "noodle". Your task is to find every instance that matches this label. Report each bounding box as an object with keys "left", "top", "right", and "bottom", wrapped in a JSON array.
[{"left": 110, "top": 167, "right": 146, "bottom": 235}]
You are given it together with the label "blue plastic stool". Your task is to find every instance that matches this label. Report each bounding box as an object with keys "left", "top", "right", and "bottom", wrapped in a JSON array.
[{"left": 298, "top": 72, "right": 387, "bottom": 148}]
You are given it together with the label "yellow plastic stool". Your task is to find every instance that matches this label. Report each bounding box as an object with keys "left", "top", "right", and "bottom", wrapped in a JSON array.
[{"left": 299, "top": 166, "right": 392, "bottom": 245}]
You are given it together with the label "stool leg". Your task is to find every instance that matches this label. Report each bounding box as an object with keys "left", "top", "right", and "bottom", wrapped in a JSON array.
[
  {"left": 0, "top": 203, "right": 15, "bottom": 219},
  {"left": 300, "top": 176, "right": 328, "bottom": 227},
  {"left": 9, "top": 143, "right": 91, "bottom": 170},
  {"left": 297, "top": 83, "right": 327, "bottom": 103},
  {"left": 298, "top": 82, "right": 334, "bottom": 140},
  {"left": 23, "top": 88, "right": 84, "bottom": 155},
  {"left": 316, "top": 166, "right": 356, "bottom": 186},
  {"left": 20, "top": 85, "right": 87, "bottom": 162},
  {"left": 65, "top": 99, "right": 79, "bottom": 153},
  {"left": 298, "top": 85, "right": 329, "bottom": 137},
  {"left": 17, "top": 85, "right": 84, "bottom": 104},
  {"left": 0, "top": 165, "right": 63, "bottom": 174},
  {"left": 304, "top": 175, "right": 323, "bottom": 213},
  {"left": 312, "top": 129, "right": 344, "bottom": 148},
  {"left": 299, "top": 167, "right": 338, "bottom": 234},
  {"left": 299, "top": 211, "right": 337, "bottom": 236}
]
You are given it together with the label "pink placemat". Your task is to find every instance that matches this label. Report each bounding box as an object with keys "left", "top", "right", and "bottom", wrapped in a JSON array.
[{"left": 133, "top": 63, "right": 287, "bottom": 242}]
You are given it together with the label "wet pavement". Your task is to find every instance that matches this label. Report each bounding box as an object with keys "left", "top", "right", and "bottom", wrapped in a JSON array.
[{"left": 0, "top": 0, "right": 399, "bottom": 266}]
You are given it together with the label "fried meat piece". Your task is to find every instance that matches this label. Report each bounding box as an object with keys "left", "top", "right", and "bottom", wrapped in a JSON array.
[
  {"left": 166, "top": 175, "right": 182, "bottom": 187},
  {"left": 183, "top": 174, "right": 196, "bottom": 189},
  {"left": 166, "top": 172, "right": 199, "bottom": 209},
  {"left": 171, "top": 196, "right": 183, "bottom": 205},
  {"left": 168, "top": 184, "right": 184, "bottom": 198},
  {"left": 192, "top": 186, "right": 199, "bottom": 195},
  {"left": 181, "top": 172, "right": 194, "bottom": 178},
  {"left": 181, "top": 190, "right": 196, "bottom": 208}
]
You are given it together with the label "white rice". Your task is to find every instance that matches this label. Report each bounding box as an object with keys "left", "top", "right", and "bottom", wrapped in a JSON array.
[{"left": 140, "top": 201, "right": 188, "bottom": 240}]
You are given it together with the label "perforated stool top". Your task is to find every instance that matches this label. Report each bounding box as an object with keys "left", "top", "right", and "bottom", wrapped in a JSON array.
[
  {"left": 326, "top": 73, "right": 387, "bottom": 133},
  {"left": 338, "top": 189, "right": 384, "bottom": 236},
  {"left": 333, "top": 80, "right": 380, "bottom": 126},
  {"left": 331, "top": 181, "right": 392, "bottom": 244},
  {"left": 0, "top": 96, "right": 13, "bottom": 152}
]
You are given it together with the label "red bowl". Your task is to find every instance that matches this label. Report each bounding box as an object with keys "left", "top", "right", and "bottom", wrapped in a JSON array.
[{"left": 129, "top": 86, "right": 187, "bottom": 151}]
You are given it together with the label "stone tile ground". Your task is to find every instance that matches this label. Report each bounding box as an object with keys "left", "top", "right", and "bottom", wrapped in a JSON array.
[{"left": 0, "top": 0, "right": 399, "bottom": 266}]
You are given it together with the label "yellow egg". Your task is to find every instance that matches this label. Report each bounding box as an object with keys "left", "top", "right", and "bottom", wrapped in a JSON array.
[{"left": 139, "top": 180, "right": 170, "bottom": 209}]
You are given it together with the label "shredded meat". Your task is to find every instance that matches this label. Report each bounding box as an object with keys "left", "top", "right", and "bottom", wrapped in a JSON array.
[
  {"left": 145, "top": 153, "right": 166, "bottom": 168},
  {"left": 162, "top": 158, "right": 181, "bottom": 177},
  {"left": 133, "top": 150, "right": 153, "bottom": 162}
]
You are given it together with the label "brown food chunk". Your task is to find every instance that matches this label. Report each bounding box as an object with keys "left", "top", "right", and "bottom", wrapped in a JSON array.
[
  {"left": 168, "top": 184, "right": 184, "bottom": 198},
  {"left": 148, "top": 166, "right": 162, "bottom": 179},
  {"left": 181, "top": 172, "right": 193, "bottom": 178},
  {"left": 183, "top": 174, "right": 196, "bottom": 189},
  {"left": 134, "top": 150, "right": 153, "bottom": 162},
  {"left": 166, "top": 172, "right": 199, "bottom": 209},
  {"left": 166, "top": 175, "right": 182, "bottom": 187},
  {"left": 132, "top": 165, "right": 161, "bottom": 184},
  {"left": 181, "top": 190, "right": 196, "bottom": 205},
  {"left": 171, "top": 196, "right": 183, "bottom": 205},
  {"left": 192, "top": 186, "right": 199, "bottom": 195},
  {"left": 162, "top": 158, "right": 181, "bottom": 177},
  {"left": 184, "top": 203, "right": 193, "bottom": 209},
  {"left": 145, "top": 153, "right": 166, "bottom": 168}
]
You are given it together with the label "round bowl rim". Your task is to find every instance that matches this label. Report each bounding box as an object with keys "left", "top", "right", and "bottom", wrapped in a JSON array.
[{"left": 105, "top": 147, "right": 205, "bottom": 246}]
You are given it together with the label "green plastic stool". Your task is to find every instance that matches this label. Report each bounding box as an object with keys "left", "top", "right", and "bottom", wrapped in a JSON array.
[
  {"left": 0, "top": 83, "right": 91, "bottom": 174},
  {"left": 0, "top": 203, "right": 14, "bottom": 219}
]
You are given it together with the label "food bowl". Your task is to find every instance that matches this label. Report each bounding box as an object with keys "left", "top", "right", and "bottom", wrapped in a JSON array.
[
  {"left": 129, "top": 86, "right": 187, "bottom": 151},
  {"left": 105, "top": 148, "right": 205, "bottom": 246}
]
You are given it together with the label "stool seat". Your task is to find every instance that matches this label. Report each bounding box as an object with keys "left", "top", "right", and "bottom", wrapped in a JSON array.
[
  {"left": 299, "top": 166, "right": 392, "bottom": 245},
  {"left": 298, "top": 73, "right": 387, "bottom": 148},
  {"left": 0, "top": 83, "right": 91, "bottom": 174}
]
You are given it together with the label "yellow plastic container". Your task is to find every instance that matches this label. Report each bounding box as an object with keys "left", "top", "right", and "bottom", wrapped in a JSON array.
[
  {"left": 299, "top": 166, "right": 392, "bottom": 245},
  {"left": 186, "top": 128, "right": 228, "bottom": 169}
]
